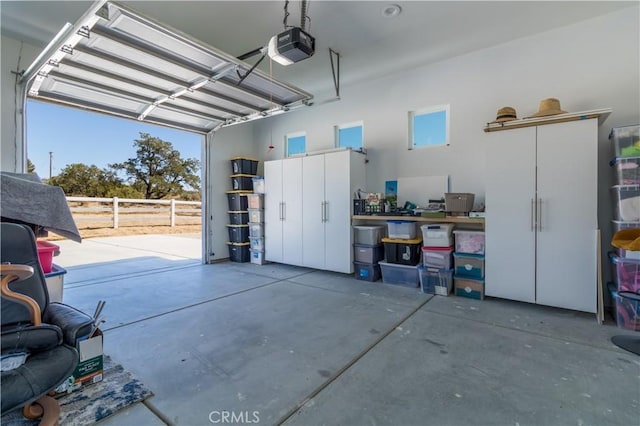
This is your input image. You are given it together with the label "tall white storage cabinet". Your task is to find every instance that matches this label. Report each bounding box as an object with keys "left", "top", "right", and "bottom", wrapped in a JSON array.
[
  {"left": 264, "top": 157, "right": 303, "bottom": 266},
  {"left": 485, "top": 118, "right": 598, "bottom": 313},
  {"left": 302, "top": 150, "right": 366, "bottom": 273},
  {"left": 265, "top": 150, "right": 366, "bottom": 273}
]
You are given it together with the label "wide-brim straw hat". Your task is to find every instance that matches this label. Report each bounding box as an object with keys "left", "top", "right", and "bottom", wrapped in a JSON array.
[
  {"left": 491, "top": 106, "right": 517, "bottom": 123},
  {"left": 529, "top": 98, "right": 567, "bottom": 117}
]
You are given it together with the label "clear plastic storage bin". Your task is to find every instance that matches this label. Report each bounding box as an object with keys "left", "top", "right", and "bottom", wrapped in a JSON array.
[
  {"left": 609, "top": 125, "right": 640, "bottom": 158},
  {"left": 421, "top": 223, "right": 454, "bottom": 247},
  {"left": 608, "top": 282, "right": 640, "bottom": 331},
  {"left": 386, "top": 220, "right": 418, "bottom": 239},
  {"left": 418, "top": 267, "right": 453, "bottom": 295},
  {"left": 453, "top": 230, "right": 486, "bottom": 255},
  {"left": 611, "top": 185, "right": 640, "bottom": 221},
  {"left": 611, "top": 156, "right": 640, "bottom": 185},
  {"left": 379, "top": 261, "right": 420, "bottom": 288},
  {"left": 248, "top": 208, "right": 264, "bottom": 223},
  {"left": 252, "top": 177, "right": 265, "bottom": 194},
  {"left": 249, "top": 223, "right": 264, "bottom": 238},
  {"left": 612, "top": 220, "right": 640, "bottom": 234},
  {"left": 609, "top": 253, "right": 640, "bottom": 293},
  {"left": 245, "top": 194, "right": 264, "bottom": 210},
  {"left": 250, "top": 249, "right": 267, "bottom": 265},
  {"left": 421, "top": 246, "right": 454, "bottom": 269},
  {"left": 249, "top": 237, "right": 264, "bottom": 252}
]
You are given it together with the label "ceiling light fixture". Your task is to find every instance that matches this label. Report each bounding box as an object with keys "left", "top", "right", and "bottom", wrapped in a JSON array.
[{"left": 382, "top": 4, "right": 402, "bottom": 18}]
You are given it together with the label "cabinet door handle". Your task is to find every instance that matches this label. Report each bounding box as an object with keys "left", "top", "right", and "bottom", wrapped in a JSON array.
[
  {"left": 538, "top": 198, "right": 543, "bottom": 231},
  {"left": 325, "top": 201, "right": 329, "bottom": 222},
  {"left": 531, "top": 198, "right": 535, "bottom": 232},
  {"left": 320, "top": 202, "right": 325, "bottom": 222},
  {"left": 279, "top": 202, "right": 283, "bottom": 221},
  {"left": 283, "top": 202, "right": 286, "bottom": 221}
]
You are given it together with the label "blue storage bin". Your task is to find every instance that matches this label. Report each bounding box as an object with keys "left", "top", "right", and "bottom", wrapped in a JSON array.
[
  {"left": 453, "top": 253, "right": 485, "bottom": 279},
  {"left": 454, "top": 276, "right": 484, "bottom": 300}
]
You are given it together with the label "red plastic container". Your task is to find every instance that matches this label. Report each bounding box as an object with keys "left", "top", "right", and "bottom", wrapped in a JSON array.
[{"left": 36, "top": 241, "right": 60, "bottom": 273}]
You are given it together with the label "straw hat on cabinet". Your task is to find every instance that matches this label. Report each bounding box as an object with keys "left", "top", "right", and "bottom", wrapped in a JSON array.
[
  {"left": 528, "top": 98, "right": 567, "bottom": 118},
  {"left": 490, "top": 106, "right": 518, "bottom": 123}
]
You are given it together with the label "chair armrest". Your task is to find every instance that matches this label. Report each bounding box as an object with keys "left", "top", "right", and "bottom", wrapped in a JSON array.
[
  {"left": 1, "top": 264, "right": 40, "bottom": 326},
  {"left": 1, "top": 323, "right": 63, "bottom": 353},
  {"left": 44, "top": 303, "right": 94, "bottom": 346}
]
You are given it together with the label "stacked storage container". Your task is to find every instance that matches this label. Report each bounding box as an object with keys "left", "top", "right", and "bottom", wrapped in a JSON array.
[
  {"left": 247, "top": 193, "right": 265, "bottom": 265},
  {"left": 418, "top": 224, "right": 454, "bottom": 295},
  {"left": 249, "top": 168, "right": 266, "bottom": 264},
  {"left": 608, "top": 124, "right": 640, "bottom": 330},
  {"left": 352, "top": 225, "right": 386, "bottom": 281},
  {"left": 379, "top": 221, "right": 422, "bottom": 288},
  {"left": 227, "top": 157, "right": 259, "bottom": 262},
  {"left": 452, "top": 229, "right": 486, "bottom": 300}
]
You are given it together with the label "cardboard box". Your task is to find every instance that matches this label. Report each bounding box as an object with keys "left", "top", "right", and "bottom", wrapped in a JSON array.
[{"left": 54, "top": 329, "right": 104, "bottom": 396}]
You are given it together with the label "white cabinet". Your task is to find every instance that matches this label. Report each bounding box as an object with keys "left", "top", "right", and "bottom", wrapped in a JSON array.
[
  {"left": 264, "top": 157, "right": 303, "bottom": 266},
  {"left": 265, "top": 150, "right": 366, "bottom": 273},
  {"left": 485, "top": 119, "right": 598, "bottom": 313}
]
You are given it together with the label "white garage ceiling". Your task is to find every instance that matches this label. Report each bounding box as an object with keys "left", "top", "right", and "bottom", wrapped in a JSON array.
[{"left": 1, "top": 1, "right": 636, "bottom": 111}]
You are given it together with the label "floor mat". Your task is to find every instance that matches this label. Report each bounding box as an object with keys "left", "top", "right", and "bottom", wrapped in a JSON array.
[{"left": 1, "top": 354, "right": 154, "bottom": 425}]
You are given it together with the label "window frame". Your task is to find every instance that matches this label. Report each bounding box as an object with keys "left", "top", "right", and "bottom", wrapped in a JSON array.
[
  {"left": 334, "top": 121, "right": 364, "bottom": 150},
  {"left": 408, "top": 104, "right": 450, "bottom": 150},
  {"left": 285, "top": 131, "right": 307, "bottom": 157}
]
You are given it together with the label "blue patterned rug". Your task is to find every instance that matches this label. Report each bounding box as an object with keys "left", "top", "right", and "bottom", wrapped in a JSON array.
[{"left": 1, "top": 355, "right": 154, "bottom": 425}]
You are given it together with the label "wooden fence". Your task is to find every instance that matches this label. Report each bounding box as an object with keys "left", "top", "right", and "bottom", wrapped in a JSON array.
[{"left": 66, "top": 196, "right": 202, "bottom": 229}]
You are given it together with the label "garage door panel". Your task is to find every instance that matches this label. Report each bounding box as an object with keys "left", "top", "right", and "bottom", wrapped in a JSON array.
[
  {"left": 24, "top": 0, "right": 312, "bottom": 134},
  {"left": 149, "top": 106, "right": 220, "bottom": 130},
  {"left": 44, "top": 79, "right": 145, "bottom": 112},
  {"left": 107, "top": 7, "right": 231, "bottom": 73}
]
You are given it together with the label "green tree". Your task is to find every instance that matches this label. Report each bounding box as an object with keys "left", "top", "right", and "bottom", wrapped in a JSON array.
[
  {"left": 110, "top": 133, "right": 200, "bottom": 199},
  {"left": 26, "top": 158, "right": 36, "bottom": 173},
  {"left": 48, "top": 163, "right": 123, "bottom": 197}
]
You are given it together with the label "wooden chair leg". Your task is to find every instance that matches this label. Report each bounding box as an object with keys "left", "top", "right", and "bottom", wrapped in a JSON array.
[{"left": 22, "top": 395, "right": 60, "bottom": 426}]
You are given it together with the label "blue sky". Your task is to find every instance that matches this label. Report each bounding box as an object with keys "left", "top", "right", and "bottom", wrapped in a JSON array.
[{"left": 26, "top": 101, "right": 203, "bottom": 179}]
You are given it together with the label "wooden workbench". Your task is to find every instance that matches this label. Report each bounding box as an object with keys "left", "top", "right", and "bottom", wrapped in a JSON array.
[{"left": 352, "top": 215, "right": 485, "bottom": 230}]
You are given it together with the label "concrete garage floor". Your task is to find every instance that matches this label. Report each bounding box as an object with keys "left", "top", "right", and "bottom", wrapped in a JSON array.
[{"left": 53, "top": 235, "right": 639, "bottom": 426}]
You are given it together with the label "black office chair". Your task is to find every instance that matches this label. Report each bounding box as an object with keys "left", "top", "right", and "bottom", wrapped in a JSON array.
[{"left": 1, "top": 223, "right": 94, "bottom": 424}]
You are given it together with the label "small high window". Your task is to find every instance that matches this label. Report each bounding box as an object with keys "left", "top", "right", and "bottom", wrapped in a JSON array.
[
  {"left": 409, "top": 105, "right": 449, "bottom": 149},
  {"left": 335, "top": 122, "right": 363, "bottom": 149},
  {"left": 286, "top": 132, "right": 306, "bottom": 157}
]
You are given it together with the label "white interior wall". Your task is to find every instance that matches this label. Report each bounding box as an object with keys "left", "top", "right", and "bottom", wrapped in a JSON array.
[
  {"left": 232, "top": 7, "right": 638, "bottom": 279},
  {"left": 1, "top": 36, "right": 40, "bottom": 172}
]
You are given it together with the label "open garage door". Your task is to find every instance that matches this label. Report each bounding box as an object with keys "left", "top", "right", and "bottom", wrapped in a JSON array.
[
  {"left": 19, "top": 0, "right": 313, "bottom": 264},
  {"left": 21, "top": 0, "right": 313, "bottom": 134}
]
